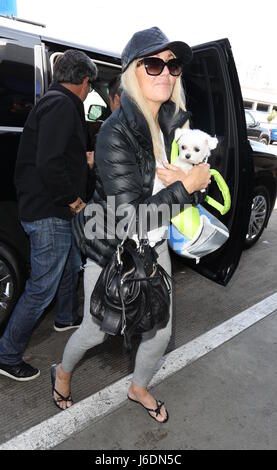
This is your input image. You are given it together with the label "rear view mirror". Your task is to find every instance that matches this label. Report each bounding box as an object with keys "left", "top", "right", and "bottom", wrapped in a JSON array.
[{"left": 88, "top": 104, "right": 104, "bottom": 121}]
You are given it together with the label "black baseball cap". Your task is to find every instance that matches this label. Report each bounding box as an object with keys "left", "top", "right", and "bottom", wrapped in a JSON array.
[{"left": 121, "top": 26, "right": 192, "bottom": 72}]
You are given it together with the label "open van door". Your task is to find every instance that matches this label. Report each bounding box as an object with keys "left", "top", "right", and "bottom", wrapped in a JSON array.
[{"left": 181, "top": 39, "right": 254, "bottom": 286}]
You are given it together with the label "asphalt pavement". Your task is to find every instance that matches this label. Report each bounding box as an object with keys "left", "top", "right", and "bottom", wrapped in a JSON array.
[
  {"left": 55, "top": 309, "right": 277, "bottom": 451},
  {"left": 0, "top": 205, "right": 277, "bottom": 451}
]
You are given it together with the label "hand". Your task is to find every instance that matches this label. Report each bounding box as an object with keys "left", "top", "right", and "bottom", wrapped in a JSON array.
[
  {"left": 156, "top": 162, "right": 187, "bottom": 187},
  {"left": 69, "top": 197, "right": 86, "bottom": 215},
  {"left": 86, "top": 151, "right": 95, "bottom": 169},
  {"left": 183, "top": 163, "right": 211, "bottom": 193},
  {"left": 156, "top": 162, "right": 211, "bottom": 194}
]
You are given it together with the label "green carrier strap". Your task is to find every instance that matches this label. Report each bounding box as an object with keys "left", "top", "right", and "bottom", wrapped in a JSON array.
[
  {"left": 171, "top": 139, "right": 179, "bottom": 165},
  {"left": 206, "top": 169, "right": 231, "bottom": 216},
  {"left": 170, "top": 139, "right": 231, "bottom": 217}
]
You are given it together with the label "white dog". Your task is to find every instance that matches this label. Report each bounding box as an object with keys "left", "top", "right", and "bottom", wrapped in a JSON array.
[{"left": 174, "top": 128, "right": 218, "bottom": 174}]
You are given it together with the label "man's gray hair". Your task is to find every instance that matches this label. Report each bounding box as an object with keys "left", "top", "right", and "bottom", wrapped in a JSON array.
[{"left": 53, "top": 49, "right": 98, "bottom": 85}]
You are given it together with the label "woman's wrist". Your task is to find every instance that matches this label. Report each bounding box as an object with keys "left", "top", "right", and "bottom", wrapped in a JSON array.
[{"left": 182, "top": 175, "right": 194, "bottom": 194}]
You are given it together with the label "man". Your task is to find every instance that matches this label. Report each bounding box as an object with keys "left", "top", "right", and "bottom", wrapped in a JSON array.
[
  {"left": 108, "top": 75, "right": 122, "bottom": 112},
  {"left": 85, "top": 75, "right": 121, "bottom": 172},
  {"left": 0, "top": 49, "right": 97, "bottom": 381}
]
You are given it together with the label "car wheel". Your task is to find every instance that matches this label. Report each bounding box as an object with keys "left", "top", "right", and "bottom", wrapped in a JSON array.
[
  {"left": 0, "top": 244, "right": 25, "bottom": 332},
  {"left": 259, "top": 137, "right": 269, "bottom": 145},
  {"left": 245, "top": 186, "right": 270, "bottom": 248}
]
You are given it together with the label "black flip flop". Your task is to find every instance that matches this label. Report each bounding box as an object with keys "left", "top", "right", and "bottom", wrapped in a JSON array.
[
  {"left": 127, "top": 395, "right": 169, "bottom": 423},
  {"left": 51, "top": 364, "right": 73, "bottom": 410}
]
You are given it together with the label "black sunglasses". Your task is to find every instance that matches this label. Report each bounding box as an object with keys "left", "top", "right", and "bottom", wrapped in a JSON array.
[{"left": 137, "top": 57, "right": 183, "bottom": 76}]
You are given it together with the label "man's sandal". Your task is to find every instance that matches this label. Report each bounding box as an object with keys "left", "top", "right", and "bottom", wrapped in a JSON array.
[
  {"left": 127, "top": 395, "right": 169, "bottom": 423},
  {"left": 51, "top": 364, "right": 73, "bottom": 410}
]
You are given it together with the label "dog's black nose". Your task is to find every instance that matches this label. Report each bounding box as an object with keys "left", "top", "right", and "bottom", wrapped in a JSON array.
[{"left": 186, "top": 154, "right": 191, "bottom": 160}]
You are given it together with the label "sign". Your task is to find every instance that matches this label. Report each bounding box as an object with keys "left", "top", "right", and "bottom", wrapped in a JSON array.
[{"left": 0, "top": 0, "right": 17, "bottom": 16}]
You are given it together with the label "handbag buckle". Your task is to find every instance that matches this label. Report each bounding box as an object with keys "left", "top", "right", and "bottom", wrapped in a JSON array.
[{"left": 138, "top": 238, "right": 148, "bottom": 254}]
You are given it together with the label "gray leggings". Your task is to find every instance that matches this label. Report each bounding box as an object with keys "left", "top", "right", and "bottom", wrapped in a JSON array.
[{"left": 61, "top": 242, "right": 172, "bottom": 388}]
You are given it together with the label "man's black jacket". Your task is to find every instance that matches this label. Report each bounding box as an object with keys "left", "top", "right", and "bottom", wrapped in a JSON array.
[
  {"left": 15, "top": 83, "right": 89, "bottom": 221},
  {"left": 73, "top": 92, "right": 203, "bottom": 267}
]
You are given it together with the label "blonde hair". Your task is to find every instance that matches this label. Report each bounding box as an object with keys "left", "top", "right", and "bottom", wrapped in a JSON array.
[{"left": 121, "top": 59, "right": 187, "bottom": 161}]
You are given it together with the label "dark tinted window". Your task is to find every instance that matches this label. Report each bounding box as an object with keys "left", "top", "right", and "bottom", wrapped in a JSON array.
[
  {"left": 183, "top": 51, "right": 226, "bottom": 136},
  {"left": 183, "top": 48, "right": 234, "bottom": 190},
  {"left": 0, "top": 40, "right": 34, "bottom": 127}
]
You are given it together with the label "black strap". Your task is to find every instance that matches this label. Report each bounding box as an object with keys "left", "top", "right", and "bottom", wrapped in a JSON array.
[{"left": 118, "top": 242, "right": 149, "bottom": 337}]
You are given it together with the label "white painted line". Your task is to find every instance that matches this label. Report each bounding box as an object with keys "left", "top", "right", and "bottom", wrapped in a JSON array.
[{"left": 1, "top": 292, "right": 277, "bottom": 450}]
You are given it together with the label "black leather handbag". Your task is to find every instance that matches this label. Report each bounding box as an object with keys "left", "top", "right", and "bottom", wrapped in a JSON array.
[{"left": 90, "top": 238, "right": 171, "bottom": 350}]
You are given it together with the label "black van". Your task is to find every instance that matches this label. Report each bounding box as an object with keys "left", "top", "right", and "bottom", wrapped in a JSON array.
[{"left": 1, "top": 20, "right": 277, "bottom": 330}]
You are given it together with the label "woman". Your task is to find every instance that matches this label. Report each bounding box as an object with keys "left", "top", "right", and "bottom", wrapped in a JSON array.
[{"left": 51, "top": 27, "right": 210, "bottom": 423}]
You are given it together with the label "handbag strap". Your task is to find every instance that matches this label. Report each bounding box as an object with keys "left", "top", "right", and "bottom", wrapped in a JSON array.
[
  {"left": 118, "top": 240, "right": 149, "bottom": 335},
  {"left": 119, "top": 195, "right": 152, "bottom": 249}
]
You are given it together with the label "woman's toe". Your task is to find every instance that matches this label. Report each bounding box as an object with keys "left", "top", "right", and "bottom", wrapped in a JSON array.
[{"left": 150, "top": 403, "right": 167, "bottom": 422}]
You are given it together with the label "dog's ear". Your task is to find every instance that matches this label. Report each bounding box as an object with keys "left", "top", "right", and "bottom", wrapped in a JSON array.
[
  {"left": 207, "top": 136, "right": 218, "bottom": 150},
  {"left": 174, "top": 128, "right": 183, "bottom": 142}
]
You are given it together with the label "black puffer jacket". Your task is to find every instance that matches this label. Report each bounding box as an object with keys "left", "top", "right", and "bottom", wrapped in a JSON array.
[{"left": 73, "top": 92, "right": 202, "bottom": 267}]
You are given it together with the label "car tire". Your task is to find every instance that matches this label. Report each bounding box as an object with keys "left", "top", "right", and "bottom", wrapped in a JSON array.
[
  {"left": 245, "top": 186, "right": 270, "bottom": 249},
  {"left": 0, "top": 243, "right": 25, "bottom": 332}
]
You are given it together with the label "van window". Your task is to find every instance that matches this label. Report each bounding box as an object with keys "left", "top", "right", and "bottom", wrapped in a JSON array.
[
  {"left": 183, "top": 48, "right": 235, "bottom": 184},
  {"left": 0, "top": 39, "right": 35, "bottom": 127},
  {"left": 183, "top": 51, "right": 226, "bottom": 137}
]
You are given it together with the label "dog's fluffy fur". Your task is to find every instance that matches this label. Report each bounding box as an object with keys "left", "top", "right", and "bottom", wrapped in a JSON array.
[{"left": 174, "top": 128, "right": 218, "bottom": 174}]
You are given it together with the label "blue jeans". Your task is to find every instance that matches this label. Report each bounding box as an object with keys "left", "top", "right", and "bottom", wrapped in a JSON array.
[
  {"left": 55, "top": 234, "right": 81, "bottom": 325},
  {"left": 0, "top": 218, "right": 81, "bottom": 365}
]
